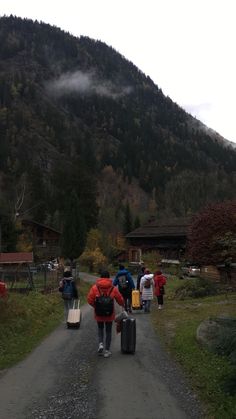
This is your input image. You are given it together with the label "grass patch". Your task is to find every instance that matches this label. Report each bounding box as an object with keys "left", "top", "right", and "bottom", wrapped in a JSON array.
[
  {"left": 0, "top": 280, "right": 91, "bottom": 370},
  {"left": 77, "top": 278, "right": 91, "bottom": 304},
  {"left": 152, "top": 279, "right": 236, "bottom": 418}
]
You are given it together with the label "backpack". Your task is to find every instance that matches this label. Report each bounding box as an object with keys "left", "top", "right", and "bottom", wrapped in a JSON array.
[
  {"left": 62, "top": 280, "right": 74, "bottom": 300},
  {"left": 95, "top": 286, "right": 114, "bottom": 316},
  {"left": 118, "top": 274, "right": 129, "bottom": 290},
  {"left": 144, "top": 278, "right": 151, "bottom": 288}
]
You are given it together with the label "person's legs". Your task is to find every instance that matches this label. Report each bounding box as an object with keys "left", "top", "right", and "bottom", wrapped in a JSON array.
[
  {"left": 123, "top": 295, "right": 129, "bottom": 311},
  {"left": 157, "top": 295, "right": 164, "bottom": 309},
  {"left": 97, "top": 322, "right": 104, "bottom": 354},
  {"left": 69, "top": 298, "right": 75, "bottom": 309},
  {"left": 143, "top": 300, "right": 148, "bottom": 312},
  {"left": 104, "top": 321, "right": 112, "bottom": 357},
  {"left": 127, "top": 293, "right": 132, "bottom": 313},
  {"left": 64, "top": 300, "right": 70, "bottom": 321},
  {"left": 146, "top": 300, "right": 151, "bottom": 312},
  {"left": 105, "top": 321, "right": 112, "bottom": 350}
]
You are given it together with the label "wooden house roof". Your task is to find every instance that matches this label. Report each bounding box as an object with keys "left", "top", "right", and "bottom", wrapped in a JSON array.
[
  {"left": 126, "top": 217, "right": 191, "bottom": 239},
  {"left": 21, "top": 219, "right": 61, "bottom": 235},
  {"left": 0, "top": 252, "right": 34, "bottom": 264}
]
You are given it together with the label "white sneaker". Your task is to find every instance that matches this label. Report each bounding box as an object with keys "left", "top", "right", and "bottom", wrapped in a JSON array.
[
  {"left": 158, "top": 305, "right": 162, "bottom": 310},
  {"left": 98, "top": 342, "right": 104, "bottom": 355},
  {"left": 103, "top": 350, "right": 112, "bottom": 358}
]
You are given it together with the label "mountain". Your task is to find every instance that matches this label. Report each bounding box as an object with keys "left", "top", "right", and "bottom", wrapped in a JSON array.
[{"left": 0, "top": 15, "right": 235, "bottom": 239}]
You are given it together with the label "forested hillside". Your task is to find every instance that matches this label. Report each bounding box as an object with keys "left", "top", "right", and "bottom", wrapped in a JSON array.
[{"left": 0, "top": 16, "right": 235, "bottom": 246}]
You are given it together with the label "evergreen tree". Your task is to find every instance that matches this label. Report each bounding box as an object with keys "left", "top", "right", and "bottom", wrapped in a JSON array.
[
  {"left": 61, "top": 191, "right": 87, "bottom": 261},
  {"left": 0, "top": 212, "right": 17, "bottom": 252},
  {"left": 0, "top": 15, "right": 236, "bottom": 239},
  {"left": 123, "top": 202, "right": 132, "bottom": 235},
  {"left": 134, "top": 215, "right": 141, "bottom": 229}
]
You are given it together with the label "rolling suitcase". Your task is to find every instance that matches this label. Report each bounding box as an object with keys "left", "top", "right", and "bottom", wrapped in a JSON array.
[
  {"left": 121, "top": 317, "right": 136, "bottom": 354},
  {"left": 132, "top": 290, "right": 141, "bottom": 310},
  {"left": 67, "top": 299, "right": 81, "bottom": 329}
]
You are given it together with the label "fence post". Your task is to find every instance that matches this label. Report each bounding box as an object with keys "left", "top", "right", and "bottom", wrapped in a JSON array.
[{"left": 43, "top": 265, "right": 47, "bottom": 291}]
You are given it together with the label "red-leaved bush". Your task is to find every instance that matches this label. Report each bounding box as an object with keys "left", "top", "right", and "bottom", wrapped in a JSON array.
[{"left": 187, "top": 200, "right": 236, "bottom": 265}]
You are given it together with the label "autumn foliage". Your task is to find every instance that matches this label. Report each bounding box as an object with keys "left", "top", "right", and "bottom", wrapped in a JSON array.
[
  {"left": 187, "top": 200, "right": 236, "bottom": 265},
  {"left": 79, "top": 229, "right": 108, "bottom": 272}
]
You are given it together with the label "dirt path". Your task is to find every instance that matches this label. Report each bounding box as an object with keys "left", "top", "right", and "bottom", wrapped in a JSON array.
[
  {"left": 0, "top": 273, "right": 203, "bottom": 419},
  {"left": 96, "top": 309, "right": 201, "bottom": 419}
]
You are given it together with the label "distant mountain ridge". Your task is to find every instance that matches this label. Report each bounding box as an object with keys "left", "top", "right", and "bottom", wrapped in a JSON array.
[{"left": 0, "top": 15, "right": 235, "bottom": 235}]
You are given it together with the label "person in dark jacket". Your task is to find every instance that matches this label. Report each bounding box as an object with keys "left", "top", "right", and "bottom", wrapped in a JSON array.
[
  {"left": 136, "top": 266, "right": 146, "bottom": 291},
  {"left": 59, "top": 270, "right": 78, "bottom": 321},
  {"left": 113, "top": 265, "right": 135, "bottom": 313},
  {"left": 87, "top": 271, "right": 124, "bottom": 358}
]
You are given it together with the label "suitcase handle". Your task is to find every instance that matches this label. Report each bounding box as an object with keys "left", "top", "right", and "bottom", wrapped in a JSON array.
[{"left": 73, "top": 299, "right": 80, "bottom": 310}]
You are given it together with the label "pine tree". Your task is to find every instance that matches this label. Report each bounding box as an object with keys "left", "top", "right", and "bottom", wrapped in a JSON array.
[
  {"left": 61, "top": 191, "right": 87, "bottom": 261},
  {"left": 0, "top": 212, "right": 17, "bottom": 252},
  {"left": 134, "top": 215, "right": 141, "bottom": 229},
  {"left": 123, "top": 202, "right": 132, "bottom": 235}
]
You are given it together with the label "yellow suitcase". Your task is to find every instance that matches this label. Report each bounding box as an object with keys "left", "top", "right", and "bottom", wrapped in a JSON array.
[{"left": 132, "top": 290, "right": 141, "bottom": 309}]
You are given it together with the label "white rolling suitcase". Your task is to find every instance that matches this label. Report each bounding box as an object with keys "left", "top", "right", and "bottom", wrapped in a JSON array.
[{"left": 67, "top": 300, "right": 81, "bottom": 329}]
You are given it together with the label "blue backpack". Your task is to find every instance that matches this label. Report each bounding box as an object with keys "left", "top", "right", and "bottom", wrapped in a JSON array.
[
  {"left": 118, "top": 273, "right": 129, "bottom": 290},
  {"left": 62, "top": 280, "right": 74, "bottom": 300}
]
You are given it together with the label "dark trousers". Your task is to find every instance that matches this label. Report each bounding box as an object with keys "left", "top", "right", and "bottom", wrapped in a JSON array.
[
  {"left": 157, "top": 295, "right": 164, "bottom": 305},
  {"left": 97, "top": 321, "right": 112, "bottom": 350},
  {"left": 121, "top": 292, "right": 132, "bottom": 312}
]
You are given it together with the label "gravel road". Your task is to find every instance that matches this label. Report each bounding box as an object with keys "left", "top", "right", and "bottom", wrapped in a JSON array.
[{"left": 0, "top": 273, "right": 204, "bottom": 419}]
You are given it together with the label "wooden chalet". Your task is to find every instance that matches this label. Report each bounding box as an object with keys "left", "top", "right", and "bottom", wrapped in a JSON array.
[
  {"left": 200, "top": 263, "right": 236, "bottom": 288},
  {"left": 126, "top": 217, "right": 191, "bottom": 262},
  {"left": 0, "top": 252, "right": 33, "bottom": 265},
  {"left": 0, "top": 252, "right": 34, "bottom": 289},
  {"left": 21, "top": 219, "right": 61, "bottom": 261}
]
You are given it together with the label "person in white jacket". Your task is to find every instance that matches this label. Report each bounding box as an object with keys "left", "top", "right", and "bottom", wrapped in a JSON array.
[{"left": 140, "top": 269, "right": 154, "bottom": 313}]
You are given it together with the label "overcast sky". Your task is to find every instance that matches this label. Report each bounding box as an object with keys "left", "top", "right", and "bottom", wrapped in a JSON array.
[{"left": 1, "top": 0, "right": 236, "bottom": 143}]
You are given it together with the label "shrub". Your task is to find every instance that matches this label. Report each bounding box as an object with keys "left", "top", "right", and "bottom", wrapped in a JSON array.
[
  {"left": 142, "top": 250, "right": 162, "bottom": 272},
  {"left": 221, "top": 368, "right": 236, "bottom": 395},
  {"left": 174, "top": 278, "right": 218, "bottom": 299},
  {"left": 213, "top": 320, "right": 236, "bottom": 364},
  {"left": 79, "top": 247, "right": 107, "bottom": 273}
]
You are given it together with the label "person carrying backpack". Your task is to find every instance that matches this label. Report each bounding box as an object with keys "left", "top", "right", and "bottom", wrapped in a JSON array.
[
  {"left": 59, "top": 269, "right": 78, "bottom": 321},
  {"left": 87, "top": 270, "right": 124, "bottom": 358},
  {"left": 140, "top": 269, "right": 154, "bottom": 313},
  {"left": 113, "top": 265, "right": 135, "bottom": 313}
]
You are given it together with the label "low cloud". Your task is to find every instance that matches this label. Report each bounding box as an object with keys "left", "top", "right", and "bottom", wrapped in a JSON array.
[
  {"left": 46, "top": 70, "right": 132, "bottom": 99},
  {"left": 184, "top": 102, "right": 212, "bottom": 118}
]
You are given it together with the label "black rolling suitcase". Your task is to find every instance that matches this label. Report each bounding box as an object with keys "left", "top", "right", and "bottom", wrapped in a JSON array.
[{"left": 121, "top": 317, "right": 136, "bottom": 354}]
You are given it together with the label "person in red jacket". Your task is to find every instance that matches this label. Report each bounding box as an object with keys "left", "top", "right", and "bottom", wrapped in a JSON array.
[
  {"left": 154, "top": 270, "right": 167, "bottom": 309},
  {"left": 87, "top": 270, "right": 124, "bottom": 358}
]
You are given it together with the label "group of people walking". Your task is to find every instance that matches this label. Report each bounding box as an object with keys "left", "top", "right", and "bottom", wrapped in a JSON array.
[
  {"left": 137, "top": 266, "right": 166, "bottom": 312},
  {"left": 112, "top": 264, "right": 166, "bottom": 313},
  {"left": 59, "top": 264, "right": 166, "bottom": 358}
]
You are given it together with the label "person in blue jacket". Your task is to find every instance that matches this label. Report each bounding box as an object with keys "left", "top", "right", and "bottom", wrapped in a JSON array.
[
  {"left": 113, "top": 265, "right": 135, "bottom": 313},
  {"left": 59, "top": 269, "right": 78, "bottom": 321}
]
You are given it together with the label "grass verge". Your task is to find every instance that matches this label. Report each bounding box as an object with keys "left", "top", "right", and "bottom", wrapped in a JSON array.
[
  {"left": 0, "top": 279, "right": 91, "bottom": 370},
  {"left": 151, "top": 278, "right": 236, "bottom": 419}
]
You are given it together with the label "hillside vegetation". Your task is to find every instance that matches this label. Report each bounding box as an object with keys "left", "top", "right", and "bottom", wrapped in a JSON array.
[{"left": 0, "top": 16, "right": 236, "bottom": 240}]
